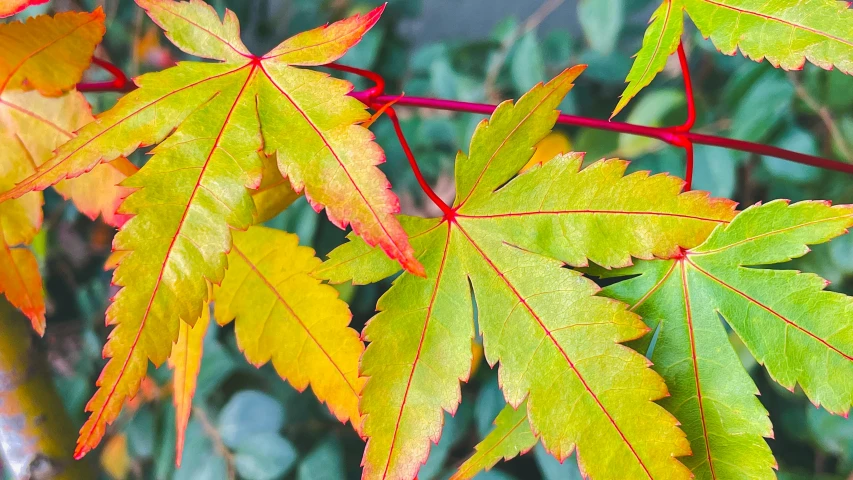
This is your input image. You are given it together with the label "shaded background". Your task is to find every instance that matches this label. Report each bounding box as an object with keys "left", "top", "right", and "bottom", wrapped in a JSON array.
[{"left": 4, "top": 0, "right": 853, "bottom": 478}]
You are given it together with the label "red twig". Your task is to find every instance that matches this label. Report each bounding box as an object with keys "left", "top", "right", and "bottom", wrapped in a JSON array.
[
  {"left": 675, "top": 43, "right": 696, "bottom": 133},
  {"left": 77, "top": 57, "right": 133, "bottom": 93},
  {"left": 355, "top": 93, "right": 853, "bottom": 174},
  {"left": 325, "top": 62, "right": 385, "bottom": 102},
  {"left": 326, "top": 63, "right": 454, "bottom": 216},
  {"left": 74, "top": 57, "right": 853, "bottom": 177},
  {"left": 684, "top": 142, "right": 695, "bottom": 188},
  {"left": 383, "top": 106, "right": 453, "bottom": 216},
  {"left": 673, "top": 42, "right": 696, "bottom": 188}
]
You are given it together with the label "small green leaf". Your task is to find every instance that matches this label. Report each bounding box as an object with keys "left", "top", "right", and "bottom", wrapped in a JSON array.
[
  {"left": 475, "top": 377, "right": 506, "bottom": 439},
  {"left": 692, "top": 145, "right": 740, "bottom": 199},
  {"left": 126, "top": 406, "right": 155, "bottom": 458},
  {"left": 173, "top": 420, "right": 228, "bottom": 480}
]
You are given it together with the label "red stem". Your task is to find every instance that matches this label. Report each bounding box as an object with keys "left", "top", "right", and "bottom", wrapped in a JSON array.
[
  {"left": 325, "top": 62, "right": 385, "bottom": 101},
  {"left": 674, "top": 42, "right": 696, "bottom": 188},
  {"left": 76, "top": 57, "right": 133, "bottom": 93},
  {"left": 75, "top": 57, "right": 853, "bottom": 176},
  {"left": 383, "top": 106, "right": 453, "bottom": 216},
  {"left": 684, "top": 142, "right": 694, "bottom": 188},
  {"left": 675, "top": 43, "right": 696, "bottom": 133}
]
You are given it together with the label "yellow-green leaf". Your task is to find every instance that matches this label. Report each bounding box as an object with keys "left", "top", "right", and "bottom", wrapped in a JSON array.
[
  {"left": 685, "top": 0, "right": 853, "bottom": 73},
  {"left": 0, "top": 0, "right": 421, "bottom": 275},
  {"left": 215, "top": 226, "right": 365, "bottom": 432},
  {"left": 592, "top": 200, "right": 853, "bottom": 479},
  {"left": 616, "top": 0, "right": 853, "bottom": 115},
  {"left": 63, "top": 1, "right": 411, "bottom": 458},
  {"left": 326, "top": 68, "right": 737, "bottom": 480}
]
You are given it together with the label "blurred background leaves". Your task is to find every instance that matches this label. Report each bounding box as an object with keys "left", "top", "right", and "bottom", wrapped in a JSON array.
[{"left": 3, "top": 0, "right": 853, "bottom": 478}]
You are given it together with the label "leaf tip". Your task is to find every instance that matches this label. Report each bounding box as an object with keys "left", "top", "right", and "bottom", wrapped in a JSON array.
[
  {"left": 406, "top": 258, "right": 427, "bottom": 278},
  {"left": 73, "top": 443, "right": 90, "bottom": 461}
]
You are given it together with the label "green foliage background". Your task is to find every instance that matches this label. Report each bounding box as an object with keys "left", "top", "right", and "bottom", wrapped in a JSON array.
[{"left": 6, "top": 0, "right": 853, "bottom": 478}]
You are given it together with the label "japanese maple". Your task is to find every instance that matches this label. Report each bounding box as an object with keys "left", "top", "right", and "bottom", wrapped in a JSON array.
[{"left": 0, "top": 1, "right": 852, "bottom": 479}]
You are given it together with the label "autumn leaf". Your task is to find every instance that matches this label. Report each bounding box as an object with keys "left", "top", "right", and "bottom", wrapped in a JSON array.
[
  {"left": 0, "top": 0, "right": 48, "bottom": 18},
  {"left": 452, "top": 401, "right": 536, "bottom": 480},
  {"left": 0, "top": 88, "right": 131, "bottom": 330},
  {"left": 0, "top": 0, "right": 420, "bottom": 275},
  {"left": 588, "top": 200, "right": 853, "bottom": 479},
  {"left": 0, "top": 10, "right": 130, "bottom": 229},
  {"left": 61, "top": 0, "right": 418, "bottom": 458},
  {"left": 214, "top": 226, "right": 365, "bottom": 432},
  {"left": 0, "top": 9, "right": 105, "bottom": 95},
  {"left": 614, "top": 0, "right": 853, "bottom": 117},
  {"left": 168, "top": 300, "right": 210, "bottom": 467},
  {"left": 0, "top": 11, "right": 102, "bottom": 332},
  {"left": 318, "top": 67, "right": 738, "bottom": 480}
]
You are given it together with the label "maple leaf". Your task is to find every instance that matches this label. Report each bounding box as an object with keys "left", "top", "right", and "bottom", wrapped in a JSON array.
[
  {"left": 0, "top": 9, "right": 105, "bottom": 95},
  {"left": 317, "top": 67, "right": 738, "bottom": 480},
  {"left": 214, "top": 226, "right": 365, "bottom": 433},
  {"left": 0, "top": 8, "right": 129, "bottom": 331},
  {"left": 0, "top": 89, "right": 131, "bottom": 330},
  {"left": 167, "top": 300, "right": 209, "bottom": 467},
  {"left": 586, "top": 199, "right": 853, "bottom": 479},
  {"left": 0, "top": 0, "right": 48, "bottom": 18},
  {"left": 452, "top": 401, "right": 536, "bottom": 480},
  {"left": 0, "top": 0, "right": 421, "bottom": 275},
  {"left": 56, "top": 0, "right": 418, "bottom": 458},
  {"left": 613, "top": 0, "right": 853, "bottom": 117}
]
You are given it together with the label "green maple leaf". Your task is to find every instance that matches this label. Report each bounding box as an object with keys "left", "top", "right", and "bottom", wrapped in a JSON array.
[
  {"left": 614, "top": 0, "right": 853, "bottom": 117},
  {"left": 317, "top": 67, "right": 739, "bottom": 480},
  {"left": 52, "top": 0, "right": 422, "bottom": 459},
  {"left": 586, "top": 199, "right": 853, "bottom": 479}
]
